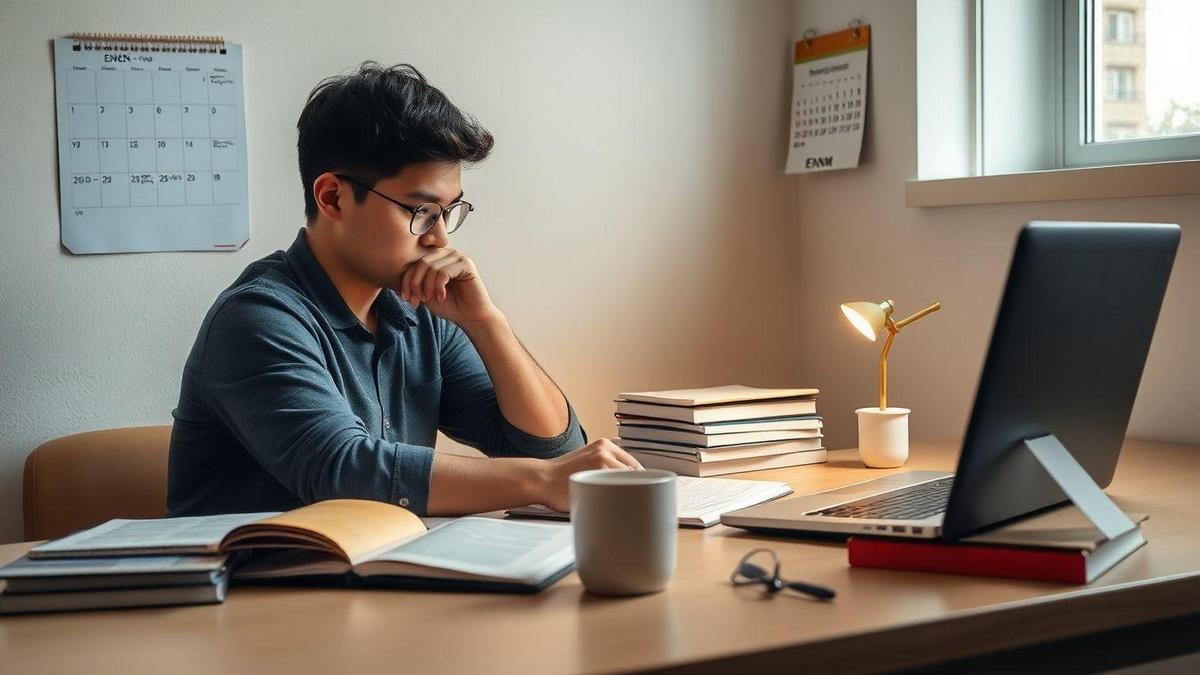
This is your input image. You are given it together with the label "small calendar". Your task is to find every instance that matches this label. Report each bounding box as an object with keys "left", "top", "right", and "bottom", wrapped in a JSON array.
[
  {"left": 786, "top": 24, "right": 870, "bottom": 174},
  {"left": 53, "top": 34, "right": 249, "bottom": 254}
]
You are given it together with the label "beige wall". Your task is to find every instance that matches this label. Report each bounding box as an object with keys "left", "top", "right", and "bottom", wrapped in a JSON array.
[
  {"left": 2, "top": 0, "right": 1194, "bottom": 544},
  {"left": 0, "top": 0, "right": 797, "bottom": 543},
  {"left": 792, "top": 0, "right": 1200, "bottom": 450}
]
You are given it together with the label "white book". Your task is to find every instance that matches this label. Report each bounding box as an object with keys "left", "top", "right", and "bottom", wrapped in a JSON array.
[
  {"left": 0, "top": 554, "right": 228, "bottom": 594},
  {"left": 617, "top": 424, "right": 822, "bottom": 447},
  {"left": 617, "top": 438, "right": 824, "bottom": 462},
  {"left": 618, "top": 385, "right": 819, "bottom": 406},
  {"left": 506, "top": 475, "right": 793, "bottom": 528},
  {"left": 615, "top": 398, "right": 817, "bottom": 424},
  {"left": 630, "top": 449, "right": 828, "bottom": 477},
  {"left": 615, "top": 414, "right": 823, "bottom": 434}
]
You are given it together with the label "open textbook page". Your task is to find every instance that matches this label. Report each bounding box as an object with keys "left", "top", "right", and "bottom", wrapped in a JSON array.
[
  {"left": 31, "top": 512, "right": 276, "bottom": 558},
  {"left": 508, "top": 475, "right": 793, "bottom": 527}
]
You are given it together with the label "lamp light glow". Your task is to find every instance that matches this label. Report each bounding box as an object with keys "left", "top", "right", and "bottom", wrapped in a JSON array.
[
  {"left": 839, "top": 301, "right": 893, "bottom": 342},
  {"left": 840, "top": 298, "right": 941, "bottom": 410}
]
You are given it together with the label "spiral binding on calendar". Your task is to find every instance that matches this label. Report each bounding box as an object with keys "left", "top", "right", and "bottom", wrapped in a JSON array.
[{"left": 68, "top": 33, "right": 227, "bottom": 54}]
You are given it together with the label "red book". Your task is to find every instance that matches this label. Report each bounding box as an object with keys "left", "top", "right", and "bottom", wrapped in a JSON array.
[{"left": 847, "top": 508, "right": 1148, "bottom": 584}]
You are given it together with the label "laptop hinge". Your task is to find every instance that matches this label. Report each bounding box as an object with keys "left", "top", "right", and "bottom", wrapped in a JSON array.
[{"left": 1024, "top": 434, "right": 1138, "bottom": 540}]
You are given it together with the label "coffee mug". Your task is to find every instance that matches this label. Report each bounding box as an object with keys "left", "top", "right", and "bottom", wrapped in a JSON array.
[{"left": 570, "top": 469, "right": 677, "bottom": 596}]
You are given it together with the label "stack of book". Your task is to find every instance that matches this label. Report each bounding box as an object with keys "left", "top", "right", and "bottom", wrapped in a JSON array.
[
  {"left": 614, "top": 385, "right": 825, "bottom": 477},
  {"left": 0, "top": 500, "right": 576, "bottom": 614},
  {"left": 0, "top": 553, "right": 231, "bottom": 615},
  {"left": 848, "top": 506, "right": 1148, "bottom": 584}
]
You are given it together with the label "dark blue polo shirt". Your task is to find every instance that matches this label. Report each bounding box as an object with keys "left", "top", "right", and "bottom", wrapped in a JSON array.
[{"left": 167, "top": 229, "right": 586, "bottom": 517}]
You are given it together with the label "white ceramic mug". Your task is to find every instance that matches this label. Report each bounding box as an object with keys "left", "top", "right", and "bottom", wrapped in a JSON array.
[
  {"left": 856, "top": 407, "right": 911, "bottom": 468},
  {"left": 570, "top": 469, "right": 677, "bottom": 596}
]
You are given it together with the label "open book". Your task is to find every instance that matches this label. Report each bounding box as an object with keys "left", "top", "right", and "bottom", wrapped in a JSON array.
[
  {"left": 30, "top": 500, "right": 574, "bottom": 593},
  {"left": 507, "top": 475, "right": 794, "bottom": 527}
]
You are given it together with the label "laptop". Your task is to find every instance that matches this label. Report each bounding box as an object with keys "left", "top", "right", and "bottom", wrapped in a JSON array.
[{"left": 721, "top": 221, "right": 1180, "bottom": 540}]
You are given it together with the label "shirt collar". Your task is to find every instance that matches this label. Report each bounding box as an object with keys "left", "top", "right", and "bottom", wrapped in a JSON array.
[{"left": 285, "top": 228, "right": 418, "bottom": 331}]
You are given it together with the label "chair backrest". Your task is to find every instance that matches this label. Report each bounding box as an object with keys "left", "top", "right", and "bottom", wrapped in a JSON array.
[{"left": 23, "top": 425, "right": 172, "bottom": 541}]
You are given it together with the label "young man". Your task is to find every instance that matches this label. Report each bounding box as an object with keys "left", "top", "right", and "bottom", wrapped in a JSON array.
[{"left": 168, "top": 62, "right": 641, "bottom": 518}]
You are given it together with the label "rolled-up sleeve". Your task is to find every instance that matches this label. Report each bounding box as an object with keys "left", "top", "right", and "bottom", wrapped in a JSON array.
[
  {"left": 200, "top": 289, "right": 436, "bottom": 514},
  {"left": 434, "top": 319, "right": 587, "bottom": 458}
]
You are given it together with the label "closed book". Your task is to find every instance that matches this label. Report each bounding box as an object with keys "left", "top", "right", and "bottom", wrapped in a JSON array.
[
  {"left": 0, "top": 554, "right": 228, "bottom": 594},
  {"left": 614, "top": 414, "right": 823, "bottom": 434},
  {"left": 615, "top": 398, "right": 817, "bottom": 424},
  {"left": 616, "top": 437, "right": 824, "bottom": 461},
  {"left": 629, "top": 449, "right": 828, "bottom": 477},
  {"left": 617, "top": 424, "right": 821, "bottom": 447},
  {"left": 848, "top": 509, "right": 1149, "bottom": 584},
  {"left": 0, "top": 571, "right": 228, "bottom": 615},
  {"left": 617, "top": 385, "right": 819, "bottom": 406}
]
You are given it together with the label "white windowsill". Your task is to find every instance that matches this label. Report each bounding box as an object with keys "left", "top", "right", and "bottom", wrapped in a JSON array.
[{"left": 906, "top": 160, "right": 1200, "bottom": 208}]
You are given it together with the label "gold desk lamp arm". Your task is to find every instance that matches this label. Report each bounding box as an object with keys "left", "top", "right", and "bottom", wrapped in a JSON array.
[{"left": 877, "top": 302, "right": 941, "bottom": 410}]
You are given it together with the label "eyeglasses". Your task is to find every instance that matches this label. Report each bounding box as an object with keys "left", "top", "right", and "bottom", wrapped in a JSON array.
[
  {"left": 730, "top": 548, "right": 836, "bottom": 601},
  {"left": 334, "top": 173, "right": 474, "bottom": 236}
]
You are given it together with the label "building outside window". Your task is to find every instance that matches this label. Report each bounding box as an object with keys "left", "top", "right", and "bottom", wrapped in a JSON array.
[
  {"left": 1106, "top": 9, "right": 1135, "bottom": 43},
  {"left": 1105, "top": 66, "right": 1137, "bottom": 102}
]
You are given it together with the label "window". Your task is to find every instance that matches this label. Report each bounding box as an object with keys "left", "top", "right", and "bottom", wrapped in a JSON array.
[
  {"left": 1105, "top": 10, "right": 1135, "bottom": 43},
  {"left": 1067, "top": 0, "right": 1200, "bottom": 164},
  {"left": 916, "top": 0, "right": 1200, "bottom": 181},
  {"left": 1104, "top": 67, "right": 1135, "bottom": 102}
]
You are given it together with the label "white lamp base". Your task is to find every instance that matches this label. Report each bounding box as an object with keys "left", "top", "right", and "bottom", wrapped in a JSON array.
[{"left": 855, "top": 407, "right": 911, "bottom": 468}]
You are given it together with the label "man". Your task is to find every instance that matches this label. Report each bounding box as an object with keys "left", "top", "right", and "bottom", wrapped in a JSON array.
[{"left": 168, "top": 62, "right": 641, "bottom": 518}]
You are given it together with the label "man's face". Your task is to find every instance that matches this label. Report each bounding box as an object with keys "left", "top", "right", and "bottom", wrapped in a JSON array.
[{"left": 332, "top": 160, "right": 463, "bottom": 288}]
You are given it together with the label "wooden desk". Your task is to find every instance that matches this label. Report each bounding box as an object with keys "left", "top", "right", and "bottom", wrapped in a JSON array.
[{"left": 1, "top": 439, "right": 1198, "bottom": 674}]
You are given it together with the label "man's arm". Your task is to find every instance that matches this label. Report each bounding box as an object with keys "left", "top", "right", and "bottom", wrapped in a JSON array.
[
  {"left": 401, "top": 247, "right": 643, "bottom": 514},
  {"left": 458, "top": 312, "right": 568, "bottom": 437}
]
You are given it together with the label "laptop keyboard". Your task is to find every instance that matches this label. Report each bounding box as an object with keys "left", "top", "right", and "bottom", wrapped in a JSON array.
[{"left": 810, "top": 477, "right": 955, "bottom": 520}]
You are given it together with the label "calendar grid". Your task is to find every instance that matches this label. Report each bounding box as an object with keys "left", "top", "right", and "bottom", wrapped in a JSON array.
[
  {"left": 786, "top": 24, "right": 870, "bottom": 174},
  {"left": 55, "top": 35, "right": 248, "bottom": 254}
]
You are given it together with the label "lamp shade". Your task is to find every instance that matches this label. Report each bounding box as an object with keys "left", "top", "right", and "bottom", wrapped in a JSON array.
[{"left": 840, "top": 300, "right": 894, "bottom": 342}]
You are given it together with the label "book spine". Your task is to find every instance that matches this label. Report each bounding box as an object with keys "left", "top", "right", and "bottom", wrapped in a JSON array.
[{"left": 847, "top": 538, "right": 1086, "bottom": 584}]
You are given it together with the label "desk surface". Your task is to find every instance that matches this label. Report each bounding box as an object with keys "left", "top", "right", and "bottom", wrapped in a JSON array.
[{"left": 1, "top": 439, "right": 1198, "bottom": 674}]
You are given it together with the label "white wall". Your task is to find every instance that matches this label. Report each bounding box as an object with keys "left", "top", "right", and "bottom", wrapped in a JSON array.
[
  {"left": 791, "top": 0, "right": 1200, "bottom": 450},
  {"left": 0, "top": 0, "right": 797, "bottom": 543}
]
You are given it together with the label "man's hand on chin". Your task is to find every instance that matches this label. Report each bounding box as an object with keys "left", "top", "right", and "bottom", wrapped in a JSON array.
[{"left": 397, "top": 248, "right": 503, "bottom": 328}]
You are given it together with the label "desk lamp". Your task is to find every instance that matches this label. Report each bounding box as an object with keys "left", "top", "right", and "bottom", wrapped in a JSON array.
[{"left": 840, "top": 299, "right": 941, "bottom": 467}]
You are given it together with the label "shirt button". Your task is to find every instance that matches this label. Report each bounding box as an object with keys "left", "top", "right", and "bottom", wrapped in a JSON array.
[
  {"left": 399, "top": 497, "right": 410, "bottom": 507},
  {"left": 383, "top": 417, "right": 392, "bottom": 430}
]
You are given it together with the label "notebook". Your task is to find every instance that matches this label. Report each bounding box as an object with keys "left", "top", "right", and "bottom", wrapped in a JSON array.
[
  {"left": 617, "top": 424, "right": 822, "bottom": 447},
  {"left": 507, "top": 475, "right": 794, "bottom": 527},
  {"left": 0, "top": 554, "right": 227, "bottom": 593},
  {"left": 615, "top": 436, "right": 824, "bottom": 457},
  {"left": 630, "top": 449, "right": 828, "bottom": 477},
  {"left": 0, "top": 573, "right": 229, "bottom": 615},
  {"left": 618, "top": 385, "right": 820, "bottom": 406}
]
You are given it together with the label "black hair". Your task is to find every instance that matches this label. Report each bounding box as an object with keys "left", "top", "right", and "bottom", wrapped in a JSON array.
[{"left": 297, "top": 62, "right": 494, "bottom": 220}]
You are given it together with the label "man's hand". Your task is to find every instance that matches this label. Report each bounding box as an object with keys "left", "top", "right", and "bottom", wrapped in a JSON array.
[
  {"left": 531, "top": 439, "right": 645, "bottom": 513},
  {"left": 398, "top": 248, "right": 500, "bottom": 327}
]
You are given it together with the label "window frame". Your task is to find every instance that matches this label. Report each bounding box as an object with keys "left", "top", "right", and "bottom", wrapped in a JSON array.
[{"left": 1063, "top": 0, "right": 1200, "bottom": 168}]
